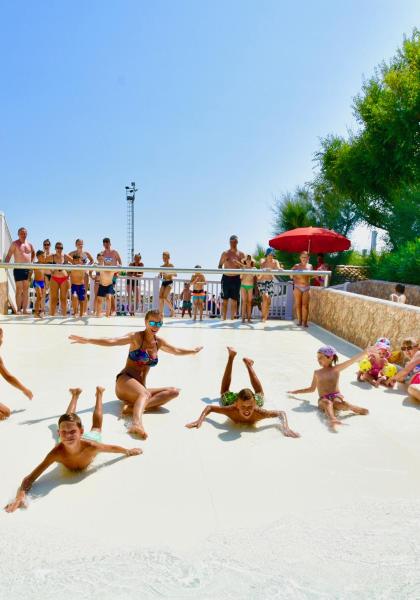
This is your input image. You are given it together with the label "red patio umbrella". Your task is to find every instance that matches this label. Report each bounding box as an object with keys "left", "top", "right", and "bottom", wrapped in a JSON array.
[{"left": 269, "top": 227, "right": 351, "bottom": 254}]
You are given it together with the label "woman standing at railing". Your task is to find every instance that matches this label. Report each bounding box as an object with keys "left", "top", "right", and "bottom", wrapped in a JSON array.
[
  {"left": 159, "top": 251, "right": 176, "bottom": 317},
  {"left": 47, "top": 242, "right": 73, "bottom": 316},
  {"left": 69, "top": 309, "right": 203, "bottom": 439},
  {"left": 127, "top": 253, "right": 144, "bottom": 315},
  {"left": 291, "top": 251, "right": 313, "bottom": 328}
]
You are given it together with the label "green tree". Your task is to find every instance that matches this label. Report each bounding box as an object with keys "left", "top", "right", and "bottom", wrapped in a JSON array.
[
  {"left": 272, "top": 187, "right": 316, "bottom": 234},
  {"left": 316, "top": 29, "right": 420, "bottom": 248}
]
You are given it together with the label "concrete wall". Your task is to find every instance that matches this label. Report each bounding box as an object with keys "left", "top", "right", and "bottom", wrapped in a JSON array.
[
  {"left": 309, "top": 287, "right": 420, "bottom": 349},
  {"left": 346, "top": 280, "right": 420, "bottom": 307}
]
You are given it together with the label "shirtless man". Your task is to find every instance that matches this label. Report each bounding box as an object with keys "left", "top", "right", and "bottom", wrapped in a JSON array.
[
  {"left": 4, "top": 387, "right": 141, "bottom": 512},
  {"left": 186, "top": 347, "right": 299, "bottom": 437},
  {"left": 5, "top": 227, "right": 35, "bottom": 314},
  {"left": 218, "top": 235, "right": 245, "bottom": 320},
  {"left": 291, "top": 251, "right": 313, "bottom": 327},
  {"left": 93, "top": 254, "right": 116, "bottom": 317},
  {"left": 69, "top": 239, "right": 94, "bottom": 315},
  {"left": 69, "top": 255, "right": 87, "bottom": 317},
  {"left": 258, "top": 248, "right": 282, "bottom": 322},
  {"left": 102, "top": 237, "right": 122, "bottom": 315}
]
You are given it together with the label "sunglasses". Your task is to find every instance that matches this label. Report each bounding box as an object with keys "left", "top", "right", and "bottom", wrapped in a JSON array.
[
  {"left": 148, "top": 321, "right": 163, "bottom": 328},
  {"left": 401, "top": 345, "right": 415, "bottom": 351},
  {"left": 43, "top": 243, "right": 51, "bottom": 246},
  {"left": 56, "top": 246, "right": 63, "bottom": 250}
]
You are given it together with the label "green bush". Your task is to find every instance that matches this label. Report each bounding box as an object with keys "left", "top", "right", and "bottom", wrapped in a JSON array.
[{"left": 367, "top": 240, "right": 420, "bottom": 285}]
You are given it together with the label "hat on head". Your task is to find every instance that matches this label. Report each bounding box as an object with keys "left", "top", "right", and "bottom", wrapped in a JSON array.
[
  {"left": 318, "top": 345, "right": 338, "bottom": 358},
  {"left": 265, "top": 247, "right": 275, "bottom": 256},
  {"left": 229, "top": 235, "right": 238, "bottom": 241},
  {"left": 374, "top": 342, "right": 391, "bottom": 357},
  {"left": 375, "top": 337, "right": 391, "bottom": 349}
]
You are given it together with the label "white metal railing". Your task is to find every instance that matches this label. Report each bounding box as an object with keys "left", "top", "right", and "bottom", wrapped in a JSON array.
[
  {"left": 0, "top": 213, "right": 17, "bottom": 312},
  {"left": 0, "top": 262, "right": 331, "bottom": 319}
]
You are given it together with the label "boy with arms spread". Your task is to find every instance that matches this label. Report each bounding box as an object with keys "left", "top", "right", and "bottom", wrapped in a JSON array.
[{"left": 5, "top": 386, "right": 141, "bottom": 512}]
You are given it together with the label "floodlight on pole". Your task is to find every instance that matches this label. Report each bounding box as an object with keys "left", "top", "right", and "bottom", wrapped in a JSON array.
[{"left": 125, "top": 181, "right": 138, "bottom": 263}]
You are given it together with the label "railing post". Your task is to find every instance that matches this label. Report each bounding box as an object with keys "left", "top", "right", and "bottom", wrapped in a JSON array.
[
  {"left": 152, "top": 277, "right": 160, "bottom": 310},
  {"left": 285, "top": 283, "right": 293, "bottom": 320}
]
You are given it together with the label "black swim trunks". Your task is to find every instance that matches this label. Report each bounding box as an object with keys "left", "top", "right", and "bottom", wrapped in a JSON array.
[
  {"left": 221, "top": 275, "right": 241, "bottom": 302},
  {"left": 97, "top": 283, "right": 115, "bottom": 297},
  {"left": 13, "top": 268, "right": 30, "bottom": 282}
]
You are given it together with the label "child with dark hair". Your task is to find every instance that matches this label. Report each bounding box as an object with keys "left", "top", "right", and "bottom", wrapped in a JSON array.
[
  {"left": 5, "top": 387, "right": 141, "bottom": 513},
  {"left": 289, "top": 345, "right": 371, "bottom": 431},
  {"left": 390, "top": 284, "right": 406, "bottom": 304},
  {"left": 186, "top": 347, "right": 299, "bottom": 437},
  {"left": 33, "top": 250, "right": 46, "bottom": 317}
]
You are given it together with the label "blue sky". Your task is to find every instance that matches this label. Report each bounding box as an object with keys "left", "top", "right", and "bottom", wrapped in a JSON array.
[{"left": 0, "top": 0, "right": 418, "bottom": 268}]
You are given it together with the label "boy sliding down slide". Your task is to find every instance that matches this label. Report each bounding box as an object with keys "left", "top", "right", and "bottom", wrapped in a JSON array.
[
  {"left": 186, "top": 347, "right": 300, "bottom": 437},
  {"left": 5, "top": 387, "right": 141, "bottom": 513}
]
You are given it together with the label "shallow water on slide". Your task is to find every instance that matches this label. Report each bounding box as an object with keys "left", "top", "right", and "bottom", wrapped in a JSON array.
[{"left": 1, "top": 499, "right": 420, "bottom": 599}]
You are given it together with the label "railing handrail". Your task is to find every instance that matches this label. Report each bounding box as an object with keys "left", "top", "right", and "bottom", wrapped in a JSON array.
[{"left": 0, "top": 262, "right": 332, "bottom": 279}]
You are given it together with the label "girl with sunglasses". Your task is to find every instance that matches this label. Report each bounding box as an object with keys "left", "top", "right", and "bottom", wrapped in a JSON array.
[
  {"left": 388, "top": 338, "right": 420, "bottom": 399},
  {"left": 69, "top": 309, "right": 203, "bottom": 439}
]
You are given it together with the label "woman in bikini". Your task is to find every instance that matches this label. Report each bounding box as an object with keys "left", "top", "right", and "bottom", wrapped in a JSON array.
[
  {"left": 240, "top": 255, "right": 257, "bottom": 323},
  {"left": 47, "top": 242, "right": 73, "bottom": 316},
  {"left": 291, "top": 250, "right": 313, "bottom": 327},
  {"left": 69, "top": 309, "right": 203, "bottom": 439},
  {"left": 159, "top": 251, "right": 176, "bottom": 317}
]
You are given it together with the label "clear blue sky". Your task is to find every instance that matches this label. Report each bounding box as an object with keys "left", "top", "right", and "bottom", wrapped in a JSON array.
[{"left": 0, "top": 0, "right": 418, "bottom": 267}]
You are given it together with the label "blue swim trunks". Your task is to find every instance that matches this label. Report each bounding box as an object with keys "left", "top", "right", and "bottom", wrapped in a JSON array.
[
  {"left": 33, "top": 280, "right": 45, "bottom": 289},
  {"left": 83, "top": 429, "right": 102, "bottom": 443},
  {"left": 71, "top": 283, "right": 86, "bottom": 301}
]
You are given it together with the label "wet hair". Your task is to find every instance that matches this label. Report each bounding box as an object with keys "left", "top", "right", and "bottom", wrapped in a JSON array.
[
  {"left": 58, "top": 413, "right": 83, "bottom": 429},
  {"left": 145, "top": 309, "right": 161, "bottom": 322},
  {"left": 395, "top": 284, "right": 405, "bottom": 294},
  {"left": 237, "top": 388, "right": 256, "bottom": 402},
  {"left": 36, "top": 250, "right": 44, "bottom": 258},
  {"left": 103, "top": 237, "right": 111, "bottom": 244},
  {"left": 72, "top": 254, "right": 81, "bottom": 260}
]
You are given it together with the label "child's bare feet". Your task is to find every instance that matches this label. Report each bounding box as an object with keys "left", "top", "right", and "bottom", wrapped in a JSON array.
[
  {"left": 227, "top": 346, "right": 237, "bottom": 358},
  {"left": 329, "top": 418, "right": 343, "bottom": 429},
  {"left": 353, "top": 407, "right": 369, "bottom": 415},
  {"left": 69, "top": 387, "right": 82, "bottom": 397},
  {"left": 243, "top": 357, "right": 254, "bottom": 368},
  {"left": 128, "top": 424, "right": 148, "bottom": 439},
  {"left": 0, "top": 405, "right": 11, "bottom": 420}
]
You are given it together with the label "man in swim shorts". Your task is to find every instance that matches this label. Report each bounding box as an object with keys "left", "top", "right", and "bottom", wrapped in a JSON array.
[
  {"left": 69, "top": 254, "right": 87, "bottom": 317},
  {"left": 94, "top": 254, "right": 116, "bottom": 317},
  {"left": 5, "top": 386, "right": 142, "bottom": 513},
  {"left": 5, "top": 227, "right": 35, "bottom": 314},
  {"left": 218, "top": 235, "right": 245, "bottom": 320},
  {"left": 101, "top": 237, "right": 122, "bottom": 315},
  {"left": 257, "top": 248, "right": 282, "bottom": 322}
]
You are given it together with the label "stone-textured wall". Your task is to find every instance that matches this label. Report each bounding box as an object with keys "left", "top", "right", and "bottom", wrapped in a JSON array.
[
  {"left": 309, "top": 287, "right": 420, "bottom": 349},
  {"left": 0, "top": 281, "right": 7, "bottom": 314},
  {"left": 346, "top": 280, "right": 420, "bottom": 307}
]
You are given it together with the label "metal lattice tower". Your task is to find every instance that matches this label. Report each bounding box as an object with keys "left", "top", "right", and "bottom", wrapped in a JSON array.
[{"left": 125, "top": 181, "right": 138, "bottom": 263}]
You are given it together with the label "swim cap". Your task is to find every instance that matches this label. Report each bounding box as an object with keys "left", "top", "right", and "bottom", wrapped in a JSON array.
[
  {"left": 375, "top": 342, "right": 391, "bottom": 358},
  {"left": 318, "top": 345, "right": 338, "bottom": 358},
  {"left": 229, "top": 235, "right": 238, "bottom": 241},
  {"left": 375, "top": 337, "right": 391, "bottom": 349},
  {"left": 265, "top": 248, "right": 275, "bottom": 256}
]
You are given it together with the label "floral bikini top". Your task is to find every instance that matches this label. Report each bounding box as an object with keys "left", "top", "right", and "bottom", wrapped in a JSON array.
[{"left": 128, "top": 334, "right": 159, "bottom": 367}]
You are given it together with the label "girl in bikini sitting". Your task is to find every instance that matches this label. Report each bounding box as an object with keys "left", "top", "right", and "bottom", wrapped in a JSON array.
[
  {"left": 186, "top": 346, "right": 299, "bottom": 437},
  {"left": 69, "top": 309, "right": 202, "bottom": 439},
  {"left": 289, "top": 345, "right": 371, "bottom": 431}
]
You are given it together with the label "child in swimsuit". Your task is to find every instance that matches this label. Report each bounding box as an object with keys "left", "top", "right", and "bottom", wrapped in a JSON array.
[
  {"left": 4, "top": 386, "right": 141, "bottom": 513},
  {"left": 93, "top": 254, "right": 115, "bottom": 317},
  {"left": 190, "top": 267, "right": 206, "bottom": 321},
  {"left": 180, "top": 283, "right": 192, "bottom": 318},
  {"left": 33, "top": 250, "right": 46, "bottom": 318},
  {"left": 159, "top": 251, "right": 176, "bottom": 317},
  {"left": 240, "top": 255, "right": 256, "bottom": 323},
  {"left": 69, "top": 254, "right": 87, "bottom": 317},
  {"left": 291, "top": 251, "right": 313, "bottom": 327},
  {"left": 357, "top": 342, "right": 390, "bottom": 387},
  {"left": 186, "top": 346, "right": 300, "bottom": 437},
  {"left": 0, "top": 328, "right": 33, "bottom": 420},
  {"left": 289, "top": 345, "right": 370, "bottom": 431}
]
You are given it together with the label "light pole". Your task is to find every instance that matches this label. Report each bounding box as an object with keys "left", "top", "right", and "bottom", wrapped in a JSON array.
[{"left": 125, "top": 181, "right": 138, "bottom": 263}]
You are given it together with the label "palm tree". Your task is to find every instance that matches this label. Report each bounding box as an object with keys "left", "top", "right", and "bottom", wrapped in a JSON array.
[{"left": 272, "top": 187, "right": 316, "bottom": 234}]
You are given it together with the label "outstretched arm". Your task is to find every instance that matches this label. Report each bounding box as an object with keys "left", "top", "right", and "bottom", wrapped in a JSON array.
[
  {"left": 335, "top": 347, "right": 374, "bottom": 372},
  {"left": 390, "top": 353, "right": 420, "bottom": 384},
  {"left": 259, "top": 409, "right": 300, "bottom": 438},
  {"left": 159, "top": 338, "right": 203, "bottom": 356},
  {"left": 185, "top": 405, "right": 227, "bottom": 428},
  {"left": 69, "top": 333, "right": 135, "bottom": 346},
  {"left": 5, "top": 450, "right": 57, "bottom": 513},
  {"left": 0, "top": 358, "right": 33, "bottom": 399},
  {"left": 94, "top": 443, "right": 142, "bottom": 456},
  {"left": 288, "top": 373, "right": 317, "bottom": 395}
]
